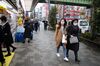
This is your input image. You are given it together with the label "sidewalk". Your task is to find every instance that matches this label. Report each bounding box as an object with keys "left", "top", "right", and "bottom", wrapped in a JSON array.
[{"left": 10, "top": 22, "right": 100, "bottom": 66}]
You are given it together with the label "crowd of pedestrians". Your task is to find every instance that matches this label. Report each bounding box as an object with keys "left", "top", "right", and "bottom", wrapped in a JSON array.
[
  {"left": 0, "top": 15, "right": 81, "bottom": 66},
  {"left": 15, "top": 18, "right": 40, "bottom": 43},
  {"left": 0, "top": 16, "right": 40, "bottom": 65}
]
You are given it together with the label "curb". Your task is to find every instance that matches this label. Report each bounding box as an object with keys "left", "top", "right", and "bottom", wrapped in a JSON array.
[{"left": 80, "top": 37, "right": 100, "bottom": 47}]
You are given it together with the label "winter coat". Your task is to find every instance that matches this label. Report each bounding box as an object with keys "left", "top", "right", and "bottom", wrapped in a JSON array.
[
  {"left": 1, "top": 22, "right": 13, "bottom": 45},
  {"left": 55, "top": 24, "right": 63, "bottom": 47},
  {"left": 66, "top": 25, "right": 80, "bottom": 52},
  {"left": 0, "top": 25, "right": 4, "bottom": 43},
  {"left": 24, "top": 21, "right": 32, "bottom": 38}
]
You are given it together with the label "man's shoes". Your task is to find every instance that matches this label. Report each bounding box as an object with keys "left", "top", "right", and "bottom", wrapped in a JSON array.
[
  {"left": 12, "top": 47, "right": 16, "bottom": 52},
  {"left": 75, "top": 59, "right": 80, "bottom": 62},
  {"left": 28, "top": 40, "right": 30, "bottom": 43},
  {"left": 5, "top": 53, "right": 11, "bottom": 57}
]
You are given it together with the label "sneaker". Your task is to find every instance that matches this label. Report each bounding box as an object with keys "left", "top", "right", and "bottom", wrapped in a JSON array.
[
  {"left": 56, "top": 53, "right": 60, "bottom": 57},
  {"left": 64, "top": 57, "right": 69, "bottom": 62}
]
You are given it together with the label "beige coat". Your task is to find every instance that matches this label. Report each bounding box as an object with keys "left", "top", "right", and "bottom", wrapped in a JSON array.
[{"left": 55, "top": 24, "right": 63, "bottom": 47}]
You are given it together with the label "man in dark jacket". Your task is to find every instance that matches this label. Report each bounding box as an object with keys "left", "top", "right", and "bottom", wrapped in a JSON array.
[
  {"left": 0, "top": 25, "right": 5, "bottom": 65},
  {"left": 34, "top": 20, "right": 39, "bottom": 32},
  {"left": 23, "top": 20, "right": 33, "bottom": 43},
  {"left": 43, "top": 21, "right": 48, "bottom": 30},
  {"left": 0, "top": 16, "right": 16, "bottom": 57}
]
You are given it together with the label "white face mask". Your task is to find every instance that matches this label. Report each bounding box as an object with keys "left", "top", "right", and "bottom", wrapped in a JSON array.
[{"left": 73, "top": 23, "right": 78, "bottom": 26}]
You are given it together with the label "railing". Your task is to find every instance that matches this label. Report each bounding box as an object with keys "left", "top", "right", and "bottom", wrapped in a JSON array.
[{"left": 50, "top": 0, "right": 92, "bottom": 5}]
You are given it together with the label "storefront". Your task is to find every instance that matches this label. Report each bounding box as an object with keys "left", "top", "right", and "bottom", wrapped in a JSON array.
[{"left": 0, "top": 0, "right": 18, "bottom": 35}]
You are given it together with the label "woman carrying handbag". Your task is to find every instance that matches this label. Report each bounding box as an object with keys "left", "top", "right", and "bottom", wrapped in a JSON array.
[
  {"left": 55, "top": 18, "right": 69, "bottom": 62},
  {"left": 66, "top": 19, "right": 80, "bottom": 62}
]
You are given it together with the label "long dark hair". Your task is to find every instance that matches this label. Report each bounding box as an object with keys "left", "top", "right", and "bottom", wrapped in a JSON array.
[
  {"left": 0, "top": 16, "right": 7, "bottom": 22},
  {"left": 58, "top": 18, "right": 67, "bottom": 29}
]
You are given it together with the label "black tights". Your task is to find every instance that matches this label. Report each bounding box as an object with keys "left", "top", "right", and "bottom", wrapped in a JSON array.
[
  {"left": 0, "top": 44, "right": 5, "bottom": 62},
  {"left": 6, "top": 43, "right": 15, "bottom": 54},
  {"left": 67, "top": 49, "right": 78, "bottom": 60}
]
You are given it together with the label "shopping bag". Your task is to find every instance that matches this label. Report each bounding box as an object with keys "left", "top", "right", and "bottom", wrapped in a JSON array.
[
  {"left": 15, "top": 33, "right": 24, "bottom": 42},
  {"left": 16, "top": 26, "right": 25, "bottom": 33},
  {"left": 62, "top": 34, "right": 67, "bottom": 44}
]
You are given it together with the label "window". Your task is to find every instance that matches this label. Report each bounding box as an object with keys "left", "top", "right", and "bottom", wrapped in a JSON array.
[{"left": 80, "top": 21, "right": 88, "bottom": 26}]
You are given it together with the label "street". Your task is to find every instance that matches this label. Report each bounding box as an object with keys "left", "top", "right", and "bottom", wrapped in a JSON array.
[{"left": 10, "top": 23, "right": 100, "bottom": 66}]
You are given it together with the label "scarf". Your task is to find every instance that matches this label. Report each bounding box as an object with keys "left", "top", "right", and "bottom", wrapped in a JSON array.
[{"left": 0, "top": 21, "right": 8, "bottom": 26}]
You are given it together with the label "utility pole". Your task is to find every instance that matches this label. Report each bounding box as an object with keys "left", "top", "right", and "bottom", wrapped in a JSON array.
[
  {"left": 45, "top": 0, "right": 50, "bottom": 22},
  {"left": 48, "top": 0, "right": 50, "bottom": 22}
]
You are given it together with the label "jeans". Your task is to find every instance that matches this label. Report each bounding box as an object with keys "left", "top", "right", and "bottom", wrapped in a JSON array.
[
  {"left": 57, "top": 43, "right": 68, "bottom": 58},
  {"left": 62, "top": 43, "right": 68, "bottom": 58}
]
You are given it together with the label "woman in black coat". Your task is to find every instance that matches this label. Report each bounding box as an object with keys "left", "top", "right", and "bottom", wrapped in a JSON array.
[
  {"left": 23, "top": 20, "right": 33, "bottom": 43},
  {"left": 0, "top": 16, "right": 16, "bottom": 57},
  {"left": 66, "top": 19, "right": 80, "bottom": 62}
]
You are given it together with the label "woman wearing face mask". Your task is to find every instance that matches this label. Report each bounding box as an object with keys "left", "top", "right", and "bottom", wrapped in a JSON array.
[
  {"left": 55, "top": 18, "right": 69, "bottom": 61},
  {"left": 0, "top": 16, "right": 16, "bottom": 57},
  {"left": 66, "top": 19, "right": 80, "bottom": 62}
]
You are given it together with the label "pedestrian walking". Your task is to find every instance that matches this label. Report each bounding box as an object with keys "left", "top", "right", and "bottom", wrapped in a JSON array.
[
  {"left": 66, "top": 19, "right": 80, "bottom": 62},
  {"left": 34, "top": 20, "right": 39, "bottom": 32},
  {"left": 23, "top": 19, "right": 33, "bottom": 43},
  {"left": 0, "top": 25, "right": 5, "bottom": 66},
  {"left": 55, "top": 18, "right": 69, "bottom": 61},
  {"left": 43, "top": 20, "right": 48, "bottom": 30},
  {"left": 29, "top": 19, "right": 35, "bottom": 39},
  {"left": 0, "top": 16, "right": 16, "bottom": 57}
]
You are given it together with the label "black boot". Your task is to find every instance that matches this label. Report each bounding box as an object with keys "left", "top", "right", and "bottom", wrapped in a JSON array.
[
  {"left": 5, "top": 53, "right": 11, "bottom": 57},
  {"left": 10, "top": 45, "right": 16, "bottom": 52},
  {"left": 74, "top": 51, "right": 80, "bottom": 62},
  {"left": 75, "top": 59, "right": 80, "bottom": 62},
  {"left": 28, "top": 39, "right": 30, "bottom": 43}
]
